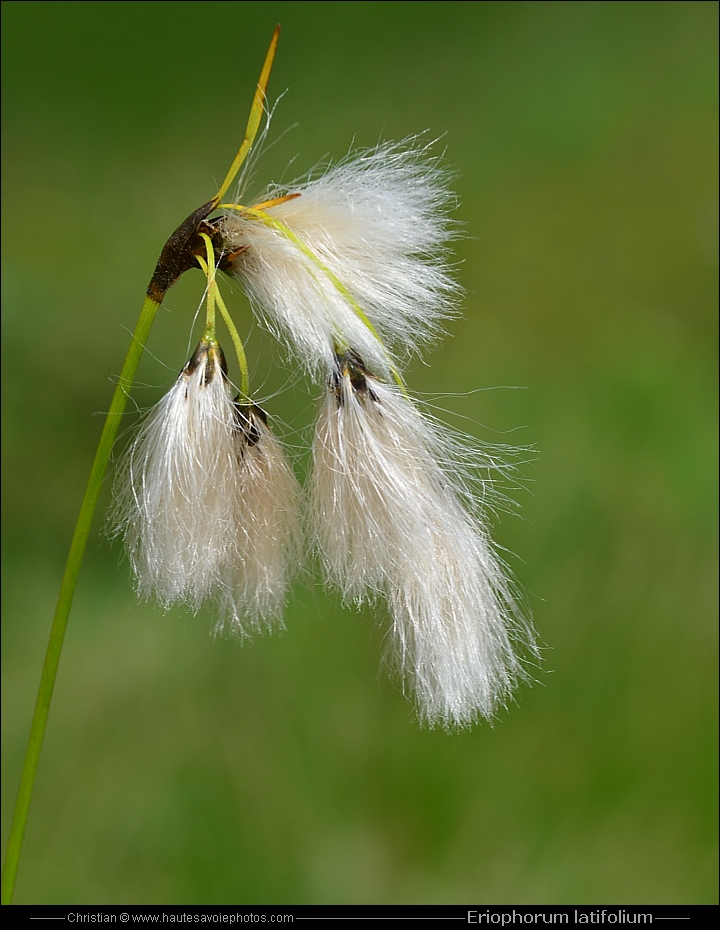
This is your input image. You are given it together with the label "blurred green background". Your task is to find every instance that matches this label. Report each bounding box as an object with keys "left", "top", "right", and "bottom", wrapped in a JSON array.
[{"left": 2, "top": 0, "right": 717, "bottom": 905}]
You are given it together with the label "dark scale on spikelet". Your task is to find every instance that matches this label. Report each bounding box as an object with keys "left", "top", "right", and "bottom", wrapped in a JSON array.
[
  {"left": 184, "top": 340, "right": 228, "bottom": 384},
  {"left": 331, "top": 349, "right": 381, "bottom": 406},
  {"left": 233, "top": 401, "right": 267, "bottom": 448},
  {"left": 180, "top": 340, "right": 230, "bottom": 402}
]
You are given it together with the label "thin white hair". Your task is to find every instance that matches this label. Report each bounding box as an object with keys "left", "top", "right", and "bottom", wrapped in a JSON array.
[
  {"left": 221, "top": 139, "right": 461, "bottom": 378},
  {"left": 111, "top": 342, "right": 301, "bottom": 634},
  {"left": 308, "top": 359, "right": 537, "bottom": 728}
]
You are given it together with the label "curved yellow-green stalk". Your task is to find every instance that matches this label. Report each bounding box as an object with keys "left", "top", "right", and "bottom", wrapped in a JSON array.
[
  {"left": 216, "top": 25, "right": 280, "bottom": 203},
  {"left": 1, "top": 293, "right": 160, "bottom": 904},
  {"left": 197, "top": 234, "right": 252, "bottom": 400},
  {"left": 1, "top": 26, "right": 281, "bottom": 904}
]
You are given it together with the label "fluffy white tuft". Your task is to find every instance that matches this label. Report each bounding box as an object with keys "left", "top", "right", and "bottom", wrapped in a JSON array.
[
  {"left": 213, "top": 408, "right": 303, "bottom": 635},
  {"left": 221, "top": 140, "right": 460, "bottom": 378},
  {"left": 111, "top": 340, "right": 301, "bottom": 634},
  {"left": 308, "top": 355, "right": 536, "bottom": 728}
]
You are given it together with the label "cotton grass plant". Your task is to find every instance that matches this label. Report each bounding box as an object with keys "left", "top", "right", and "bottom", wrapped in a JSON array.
[
  {"left": 110, "top": 234, "right": 302, "bottom": 634},
  {"left": 2, "top": 27, "right": 537, "bottom": 903}
]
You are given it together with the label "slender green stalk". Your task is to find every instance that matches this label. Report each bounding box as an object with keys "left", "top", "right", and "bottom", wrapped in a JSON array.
[
  {"left": 197, "top": 236, "right": 251, "bottom": 400},
  {"left": 215, "top": 286, "right": 251, "bottom": 401},
  {"left": 2, "top": 26, "right": 280, "bottom": 903},
  {"left": 1, "top": 293, "right": 161, "bottom": 904},
  {"left": 215, "top": 25, "right": 279, "bottom": 203}
]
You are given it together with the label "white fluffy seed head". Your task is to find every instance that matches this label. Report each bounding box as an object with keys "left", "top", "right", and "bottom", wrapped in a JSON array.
[
  {"left": 308, "top": 354, "right": 537, "bottom": 728},
  {"left": 111, "top": 339, "right": 301, "bottom": 634},
  {"left": 213, "top": 406, "right": 302, "bottom": 635},
  {"left": 220, "top": 140, "right": 461, "bottom": 378}
]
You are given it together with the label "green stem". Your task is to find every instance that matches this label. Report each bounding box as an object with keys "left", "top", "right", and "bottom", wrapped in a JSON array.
[
  {"left": 197, "top": 239, "right": 251, "bottom": 400},
  {"left": 215, "top": 287, "right": 251, "bottom": 400},
  {"left": 1, "top": 293, "right": 161, "bottom": 904}
]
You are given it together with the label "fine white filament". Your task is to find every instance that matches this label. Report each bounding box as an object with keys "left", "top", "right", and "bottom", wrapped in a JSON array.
[
  {"left": 112, "top": 341, "right": 300, "bottom": 634},
  {"left": 308, "top": 359, "right": 535, "bottom": 728},
  {"left": 221, "top": 141, "right": 460, "bottom": 378}
]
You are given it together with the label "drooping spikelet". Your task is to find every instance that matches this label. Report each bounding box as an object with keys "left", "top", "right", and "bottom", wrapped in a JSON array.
[
  {"left": 111, "top": 338, "right": 300, "bottom": 633},
  {"left": 308, "top": 352, "right": 536, "bottom": 727},
  {"left": 214, "top": 402, "right": 303, "bottom": 634},
  {"left": 220, "top": 141, "right": 460, "bottom": 378}
]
